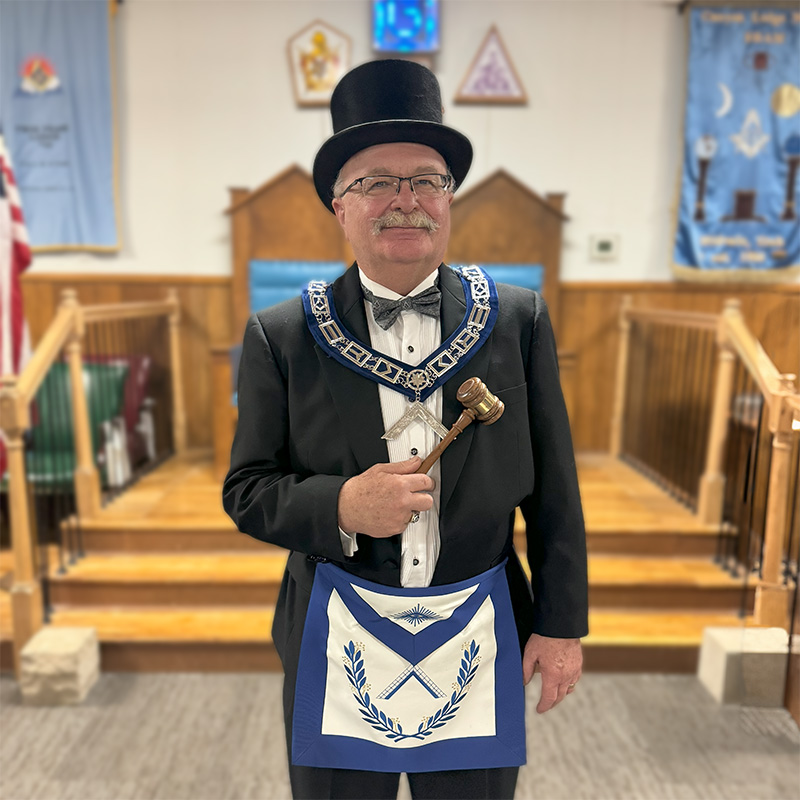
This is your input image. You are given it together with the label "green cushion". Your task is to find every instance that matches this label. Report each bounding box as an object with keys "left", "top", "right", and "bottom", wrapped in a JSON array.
[
  {"left": 33, "top": 362, "right": 129, "bottom": 454},
  {"left": 22, "top": 450, "right": 75, "bottom": 488}
]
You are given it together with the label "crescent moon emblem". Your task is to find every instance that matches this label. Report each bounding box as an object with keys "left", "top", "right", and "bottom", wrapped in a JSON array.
[{"left": 716, "top": 83, "right": 733, "bottom": 118}]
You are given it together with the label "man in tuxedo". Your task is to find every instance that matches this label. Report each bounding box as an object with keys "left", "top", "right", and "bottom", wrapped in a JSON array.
[{"left": 223, "top": 59, "right": 588, "bottom": 800}]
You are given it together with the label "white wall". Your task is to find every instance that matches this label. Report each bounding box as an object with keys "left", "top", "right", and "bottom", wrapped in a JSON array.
[{"left": 34, "top": 0, "right": 688, "bottom": 281}]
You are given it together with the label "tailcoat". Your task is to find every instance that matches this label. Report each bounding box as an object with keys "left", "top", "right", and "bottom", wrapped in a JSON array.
[{"left": 223, "top": 263, "right": 588, "bottom": 692}]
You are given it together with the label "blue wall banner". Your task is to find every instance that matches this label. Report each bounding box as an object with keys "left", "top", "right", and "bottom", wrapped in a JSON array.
[
  {"left": 0, "top": 0, "right": 120, "bottom": 252},
  {"left": 673, "top": 7, "right": 800, "bottom": 281}
]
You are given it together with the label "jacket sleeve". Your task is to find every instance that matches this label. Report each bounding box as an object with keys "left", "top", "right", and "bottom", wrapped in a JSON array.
[
  {"left": 222, "top": 313, "right": 350, "bottom": 559},
  {"left": 519, "top": 293, "right": 589, "bottom": 639}
]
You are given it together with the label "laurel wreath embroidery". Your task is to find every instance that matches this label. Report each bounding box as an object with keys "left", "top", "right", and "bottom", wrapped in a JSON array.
[{"left": 342, "top": 639, "right": 481, "bottom": 742}]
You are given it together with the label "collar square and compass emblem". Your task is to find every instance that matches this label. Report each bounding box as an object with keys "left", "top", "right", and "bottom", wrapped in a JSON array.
[{"left": 382, "top": 401, "right": 449, "bottom": 441}]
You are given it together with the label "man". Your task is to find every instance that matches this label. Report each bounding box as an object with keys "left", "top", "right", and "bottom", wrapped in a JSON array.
[{"left": 223, "top": 59, "right": 588, "bottom": 800}]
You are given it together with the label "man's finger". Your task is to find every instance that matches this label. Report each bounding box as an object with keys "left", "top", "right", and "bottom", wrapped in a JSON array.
[
  {"left": 377, "top": 457, "right": 422, "bottom": 474},
  {"left": 553, "top": 681, "right": 569, "bottom": 708},
  {"left": 522, "top": 656, "right": 540, "bottom": 685},
  {"left": 536, "top": 675, "right": 559, "bottom": 714},
  {"left": 402, "top": 473, "right": 436, "bottom": 493},
  {"left": 407, "top": 491, "right": 435, "bottom": 512}
]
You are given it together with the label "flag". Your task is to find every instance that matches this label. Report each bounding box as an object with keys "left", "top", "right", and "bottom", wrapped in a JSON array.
[
  {"left": 0, "top": 132, "right": 33, "bottom": 478},
  {"left": 0, "top": 132, "right": 32, "bottom": 376}
]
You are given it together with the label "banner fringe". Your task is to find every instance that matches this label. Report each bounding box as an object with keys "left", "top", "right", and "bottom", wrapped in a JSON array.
[{"left": 672, "top": 264, "right": 800, "bottom": 284}]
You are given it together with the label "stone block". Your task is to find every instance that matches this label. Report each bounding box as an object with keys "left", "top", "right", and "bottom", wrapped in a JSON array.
[
  {"left": 698, "top": 626, "right": 788, "bottom": 707},
  {"left": 19, "top": 627, "right": 100, "bottom": 706}
]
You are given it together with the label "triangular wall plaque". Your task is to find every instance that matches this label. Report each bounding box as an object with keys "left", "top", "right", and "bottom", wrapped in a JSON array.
[{"left": 455, "top": 26, "right": 527, "bottom": 105}]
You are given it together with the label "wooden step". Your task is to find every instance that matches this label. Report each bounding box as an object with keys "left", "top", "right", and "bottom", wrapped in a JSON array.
[
  {"left": 0, "top": 587, "right": 12, "bottom": 671},
  {"left": 45, "top": 551, "right": 757, "bottom": 611},
  {"left": 582, "top": 609, "right": 754, "bottom": 673},
  {"left": 77, "top": 518, "right": 275, "bottom": 553},
  {"left": 45, "top": 552, "right": 289, "bottom": 607},
  {"left": 515, "top": 553, "right": 758, "bottom": 612},
  {"left": 587, "top": 556, "right": 757, "bottom": 611},
  {"left": 515, "top": 527, "right": 724, "bottom": 558},
  {"left": 45, "top": 607, "right": 280, "bottom": 672},
  {"left": 513, "top": 507, "right": 724, "bottom": 557}
]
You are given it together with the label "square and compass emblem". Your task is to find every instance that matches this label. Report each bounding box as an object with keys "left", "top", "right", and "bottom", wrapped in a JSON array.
[{"left": 382, "top": 402, "right": 449, "bottom": 441}]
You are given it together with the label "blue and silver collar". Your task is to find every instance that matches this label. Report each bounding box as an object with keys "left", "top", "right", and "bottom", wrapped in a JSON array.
[{"left": 302, "top": 266, "right": 498, "bottom": 402}]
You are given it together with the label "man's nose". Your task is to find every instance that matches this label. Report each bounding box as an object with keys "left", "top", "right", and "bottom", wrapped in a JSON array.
[{"left": 391, "top": 180, "right": 419, "bottom": 213}]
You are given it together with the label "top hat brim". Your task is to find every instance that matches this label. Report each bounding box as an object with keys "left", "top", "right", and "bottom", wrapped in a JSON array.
[{"left": 313, "top": 119, "right": 473, "bottom": 212}]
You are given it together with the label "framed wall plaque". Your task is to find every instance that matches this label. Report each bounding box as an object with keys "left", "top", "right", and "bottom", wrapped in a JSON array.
[
  {"left": 288, "top": 20, "right": 351, "bottom": 107},
  {"left": 455, "top": 26, "right": 527, "bottom": 105}
]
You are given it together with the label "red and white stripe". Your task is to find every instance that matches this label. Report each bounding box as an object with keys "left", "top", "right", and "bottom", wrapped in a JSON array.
[{"left": 0, "top": 133, "right": 32, "bottom": 376}]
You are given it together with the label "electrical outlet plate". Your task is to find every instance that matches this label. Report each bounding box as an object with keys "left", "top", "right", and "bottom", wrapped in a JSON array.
[{"left": 590, "top": 234, "right": 619, "bottom": 262}]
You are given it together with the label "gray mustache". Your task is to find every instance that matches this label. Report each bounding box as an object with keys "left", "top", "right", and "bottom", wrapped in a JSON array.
[{"left": 371, "top": 209, "right": 440, "bottom": 236}]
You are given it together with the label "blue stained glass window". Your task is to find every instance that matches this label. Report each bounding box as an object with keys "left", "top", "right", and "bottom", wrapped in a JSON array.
[{"left": 373, "top": 0, "right": 440, "bottom": 53}]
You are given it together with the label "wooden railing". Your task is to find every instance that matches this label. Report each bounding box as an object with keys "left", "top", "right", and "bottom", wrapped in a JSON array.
[
  {"left": 0, "top": 289, "right": 185, "bottom": 675},
  {"left": 611, "top": 299, "right": 719, "bottom": 508},
  {"left": 612, "top": 297, "right": 799, "bottom": 629}
]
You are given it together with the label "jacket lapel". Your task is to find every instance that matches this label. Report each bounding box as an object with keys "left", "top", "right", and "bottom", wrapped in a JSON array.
[
  {"left": 314, "top": 265, "right": 389, "bottom": 472},
  {"left": 438, "top": 266, "right": 494, "bottom": 514}
]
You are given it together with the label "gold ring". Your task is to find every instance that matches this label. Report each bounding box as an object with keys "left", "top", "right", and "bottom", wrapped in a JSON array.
[{"left": 409, "top": 511, "right": 420, "bottom": 524}]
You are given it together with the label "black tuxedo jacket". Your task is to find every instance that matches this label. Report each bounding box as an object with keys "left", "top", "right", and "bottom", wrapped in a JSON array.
[{"left": 223, "top": 264, "right": 588, "bottom": 668}]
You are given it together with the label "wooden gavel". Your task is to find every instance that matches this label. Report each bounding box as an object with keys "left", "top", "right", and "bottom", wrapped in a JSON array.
[{"left": 416, "top": 377, "right": 505, "bottom": 474}]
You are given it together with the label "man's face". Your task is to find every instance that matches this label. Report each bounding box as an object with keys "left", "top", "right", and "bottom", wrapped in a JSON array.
[{"left": 331, "top": 142, "right": 453, "bottom": 290}]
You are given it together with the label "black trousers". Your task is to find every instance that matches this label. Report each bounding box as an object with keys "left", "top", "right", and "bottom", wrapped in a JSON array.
[{"left": 288, "top": 763, "right": 519, "bottom": 800}]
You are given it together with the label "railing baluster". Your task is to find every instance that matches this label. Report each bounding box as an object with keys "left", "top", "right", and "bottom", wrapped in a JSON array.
[{"left": 784, "top": 440, "right": 800, "bottom": 586}]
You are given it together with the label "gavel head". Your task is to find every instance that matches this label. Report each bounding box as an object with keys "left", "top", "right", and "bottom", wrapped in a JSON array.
[{"left": 456, "top": 378, "right": 505, "bottom": 425}]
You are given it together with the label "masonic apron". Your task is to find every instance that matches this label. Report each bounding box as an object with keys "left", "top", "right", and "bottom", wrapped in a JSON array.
[{"left": 291, "top": 561, "right": 527, "bottom": 772}]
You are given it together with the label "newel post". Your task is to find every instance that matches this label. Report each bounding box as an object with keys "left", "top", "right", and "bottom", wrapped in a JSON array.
[
  {"left": 0, "top": 375, "right": 43, "bottom": 676},
  {"left": 697, "top": 299, "right": 738, "bottom": 525},
  {"left": 167, "top": 289, "right": 187, "bottom": 454},
  {"left": 62, "top": 290, "right": 101, "bottom": 519},
  {"left": 755, "top": 374, "right": 797, "bottom": 629},
  {"left": 610, "top": 295, "right": 633, "bottom": 457}
]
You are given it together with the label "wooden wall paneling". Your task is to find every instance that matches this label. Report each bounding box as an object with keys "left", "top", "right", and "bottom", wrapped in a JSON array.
[
  {"left": 205, "top": 284, "right": 233, "bottom": 349},
  {"left": 211, "top": 348, "right": 235, "bottom": 480},
  {"left": 179, "top": 284, "right": 210, "bottom": 448},
  {"left": 22, "top": 282, "right": 56, "bottom": 344},
  {"left": 447, "top": 170, "right": 567, "bottom": 334},
  {"left": 542, "top": 193, "right": 566, "bottom": 333},
  {"left": 228, "top": 186, "right": 253, "bottom": 344}
]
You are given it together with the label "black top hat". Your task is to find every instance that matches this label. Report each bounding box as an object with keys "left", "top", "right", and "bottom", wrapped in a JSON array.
[{"left": 313, "top": 59, "right": 473, "bottom": 212}]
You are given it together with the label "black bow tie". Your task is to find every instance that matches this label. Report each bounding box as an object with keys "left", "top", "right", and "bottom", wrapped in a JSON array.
[{"left": 361, "top": 283, "right": 442, "bottom": 330}]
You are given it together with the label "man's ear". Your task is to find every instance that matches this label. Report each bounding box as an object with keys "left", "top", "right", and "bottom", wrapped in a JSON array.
[{"left": 332, "top": 197, "right": 346, "bottom": 228}]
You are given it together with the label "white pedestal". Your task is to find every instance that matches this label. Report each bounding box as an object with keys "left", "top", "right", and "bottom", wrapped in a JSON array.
[
  {"left": 698, "top": 626, "right": 788, "bottom": 707},
  {"left": 19, "top": 627, "right": 100, "bottom": 706}
]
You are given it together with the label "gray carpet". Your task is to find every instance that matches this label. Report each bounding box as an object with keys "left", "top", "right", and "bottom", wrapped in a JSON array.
[{"left": 1, "top": 673, "right": 797, "bottom": 800}]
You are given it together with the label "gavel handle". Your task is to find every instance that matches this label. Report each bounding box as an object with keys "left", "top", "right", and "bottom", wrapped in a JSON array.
[{"left": 415, "top": 408, "right": 477, "bottom": 475}]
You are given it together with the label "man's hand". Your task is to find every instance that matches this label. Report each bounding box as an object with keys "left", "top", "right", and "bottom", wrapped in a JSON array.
[
  {"left": 338, "top": 457, "right": 435, "bottom": 538},
  {"left": 522, "top": 633, "right": 582, "bottom": 714}
]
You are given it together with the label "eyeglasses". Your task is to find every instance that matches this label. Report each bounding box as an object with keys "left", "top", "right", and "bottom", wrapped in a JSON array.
[{"left": 339, "top": 173, "right": 453, "bottom": 199}]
